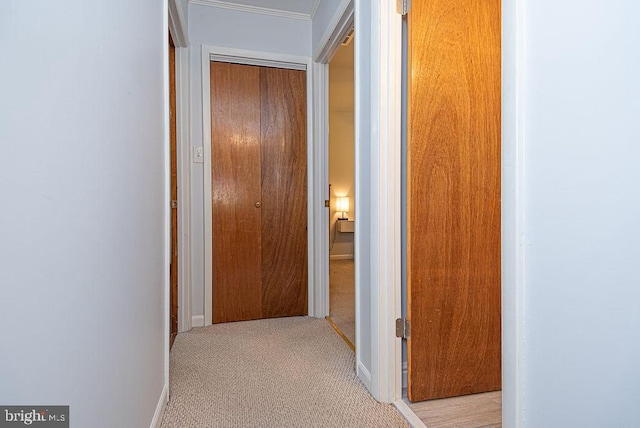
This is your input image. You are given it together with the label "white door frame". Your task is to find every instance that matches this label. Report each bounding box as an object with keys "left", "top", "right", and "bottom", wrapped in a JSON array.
[
  {"left": 174, "top": 46, "right": 192, "bottom": 334},
  {"left": 168, "top": 2, "right": 192, "bottom": 334},
  {"left": 200, "top": 46, "right": 316, "bottom": 325},
  {"left": 315, "top": 0, "right": 404, "bottom": 406},
  {"left": 168, "top": 1, "right": 192, "bottom": 334},
  {"left": 313, "top": 0, "right": 355, "bottom": 322},
  {"left": 501, "top": 0, "right": 526, "bottom": 426},
  {"left": 315, "top": 0, "right": 393, "bottom": 391},
  {"left": 357, "top": 0, "right": 403, "bottom": 405},
  {"left": 310, "top": 61, "right": 330, "bottom": 318}
]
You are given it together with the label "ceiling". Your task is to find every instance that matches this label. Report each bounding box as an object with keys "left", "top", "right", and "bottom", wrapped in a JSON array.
[{"left": 190, "top": 0, "right": 320, "bottom": 18}]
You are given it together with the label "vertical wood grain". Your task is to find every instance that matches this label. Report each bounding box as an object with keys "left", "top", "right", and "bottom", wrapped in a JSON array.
[
  {"left": 169, "top": 34, "right": 178, "bottom": 347},
  {"left": 211, "top": 61, "right": 263, "bottom": 323},
  {"left": 407, "top": 0, "right": 502, "bottom": 401},
  {"left": 260, "top": 67, "right": 308, "bottom": 318}
]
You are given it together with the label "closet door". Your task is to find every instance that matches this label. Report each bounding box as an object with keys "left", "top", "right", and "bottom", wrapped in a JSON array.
[
  {"left": 210, "top": 62, "right": 308, "bottom": 323},
  {"left": 260, "top": 67, "right": 308, "bottom": 318},
  {"left": 211, "top": 62, "right": 263, "bottom": 323}
]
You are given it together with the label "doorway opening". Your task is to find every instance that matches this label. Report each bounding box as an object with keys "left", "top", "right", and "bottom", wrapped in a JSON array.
[{"left": 327, "top": 31, "right": 356, "bottom": 350}]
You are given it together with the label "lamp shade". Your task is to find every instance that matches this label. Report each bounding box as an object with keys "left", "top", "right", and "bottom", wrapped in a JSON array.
[{"left": 336, "top": 197, "right": 350, "bottom": 213}]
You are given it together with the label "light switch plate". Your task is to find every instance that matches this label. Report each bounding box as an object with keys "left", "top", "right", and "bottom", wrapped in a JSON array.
[{"left": 192, "top": 146, "right": 204, "bottom": 163}]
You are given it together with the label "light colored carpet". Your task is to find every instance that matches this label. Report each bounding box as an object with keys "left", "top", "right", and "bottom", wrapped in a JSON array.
[
  {"left": 329, "top": 260, "right": 355, "bottom": 346},
  {"left": 161, "top": 317, "right": 409, "bottom": 428}
]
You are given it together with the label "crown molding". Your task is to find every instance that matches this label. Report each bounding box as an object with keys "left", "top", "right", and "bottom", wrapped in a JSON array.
[
  {"left": 169, "top": 0, "right": 188, "bottom": 47},
  {"left": 310, "top": 0, "right": 321, "bottom": 19},
  {"left": 189, "top": 0, "right": 312, "bottom": 20}
]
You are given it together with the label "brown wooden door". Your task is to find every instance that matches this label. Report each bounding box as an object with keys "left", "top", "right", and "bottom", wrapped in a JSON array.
[
  {"left": 169, "top": 33, "right": 178, "bottom": 348},
  {"left": 407, "top": 0, "right": 501, "bottom": 401},
  {"left": 211, "top": 61, "right": 307, "bottom": 323},
  {"left": 260, "top": 67, "right": 308, "bottom": 318}
]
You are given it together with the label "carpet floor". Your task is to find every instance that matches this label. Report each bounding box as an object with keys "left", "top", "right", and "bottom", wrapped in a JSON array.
[{"left": 161, "top": 317, "right": 409, "bottom": 428}]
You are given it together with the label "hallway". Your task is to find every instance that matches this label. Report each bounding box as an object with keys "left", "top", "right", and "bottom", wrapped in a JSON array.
[{"left": 161, "top": 317, "right": 408, "bottom": 427}]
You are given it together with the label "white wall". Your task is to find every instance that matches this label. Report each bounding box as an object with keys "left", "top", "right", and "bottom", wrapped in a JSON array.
[
  {"left": 187, "top": 4, "right": 311, "bottom": 320},
  {"left": 0, "top": 1, "right": 167, "bottom": 427},
  {"left": 329, "top": 42, "right": 355, "bottom": 258},
  {"left": 178, "top": 0, "right": 188, "bottom": 25},
  {"left": 518, "top": 0, "right": 640, "bottom": 426},
  {"left": 188, "top": 5, "right": 310, "bottom": 56}
]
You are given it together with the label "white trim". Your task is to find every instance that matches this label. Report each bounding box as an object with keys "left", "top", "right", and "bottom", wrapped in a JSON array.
[
  {"left": 191, "top": 315, "right": 205, "bottom": 327},
  {"left": 176, "top": 47, "right": 192, "bottom": 333},
  {"left": 353, "top": 0, "right": 366, "bottom": 396},
  {"left": 162, "top": 0, "right": 171, "bottom": 416},
  {"left": 394, "top": 399, "right": 427, "bottom": 428},
  {"left": 312, "top": 61, "right": 330, "bottom": 318},
  {"left": 168, "top": 0, "right": 188, "bottom": 47},
  {"left": 330, "top": 254, "right": 354, "bottom": 261},
  {"left": 502, "top": 0, "right": 527, "bottom": 426},
  {"left": 305, "top": 60, "right": 317, "bottom": 320},
  {"left": 367, "top": 0, "right": 403, "bottom": 404},
  {"left": 189, "top": 0, "right": 311, "bottom": 20},
  {"left": 356, "top": 361, "right": 372, "bottom": 391},
  {"left": 310, "top": 0, "right": 321, "bottom": 19},
  {"left": 201, "top": 46, "right": 213, "bottom": 328},
  {"left": 149, "top": 384, "right": 169, "bottom": 428},
  {"left": 201, "top": 45, "right": 316, "bottom": 325},
  {"left": 209, "top": 54, "right": 306, "bottom": 71},
  {"left": 313, "top": 0, "right": 354, "bottom": 62}
]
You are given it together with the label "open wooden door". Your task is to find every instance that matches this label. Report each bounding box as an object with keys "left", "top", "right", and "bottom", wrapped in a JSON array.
[
  {"left": 407, "top": 0, "right": 501, "bottom": 401},
  {"left": 169, "top": 33, "right": 178, "bottom": 348}
]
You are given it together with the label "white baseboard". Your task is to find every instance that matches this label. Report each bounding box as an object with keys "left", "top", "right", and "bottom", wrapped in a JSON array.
[
  {"left": 356, "top": 361, "right": 372, "bottom": 391},
  {"left": 330, "top": 254, "right": 354, "bottom": 260},
  {"left": 402, "top": 360, "right": 408, "bottom": 389},
  {"left": 191, "top": 315, "right": 205, "bottom": 327},
  {"left": 394, "top": 399, "right": 427, "bottom": 428},
  {"left": 149, "top": 384, "right": 168, "bottom": 428}
]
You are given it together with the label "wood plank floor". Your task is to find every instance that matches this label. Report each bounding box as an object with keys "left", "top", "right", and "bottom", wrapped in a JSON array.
[
  {"left": 329, "top": 259, "right": 355, "bottom": 347},
  {"left": 405, "top": 391, "right": 502, "bottom": 428}
]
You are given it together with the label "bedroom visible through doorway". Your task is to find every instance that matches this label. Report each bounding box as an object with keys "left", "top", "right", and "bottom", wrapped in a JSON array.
[{"left": 327, "top": 31, "right": 355, "bottom": 349}]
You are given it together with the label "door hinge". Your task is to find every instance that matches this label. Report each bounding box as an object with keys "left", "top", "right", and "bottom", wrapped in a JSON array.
[
  {"left": 396, "top": 318, "right": 410, "bottom": 339},
  {"left": 170, "top": 200, "right": 178, "bottom": 209},
  {"left": 396, "top": 0, "right": 410, "bottom": 16},
  {"left": 325, "top": 199, "right": 330, "bottom": 208}
]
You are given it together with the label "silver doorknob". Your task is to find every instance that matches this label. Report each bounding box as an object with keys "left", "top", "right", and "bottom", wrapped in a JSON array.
[{"left": 255, "top": 202, "right": 261, "bottom": 208}]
